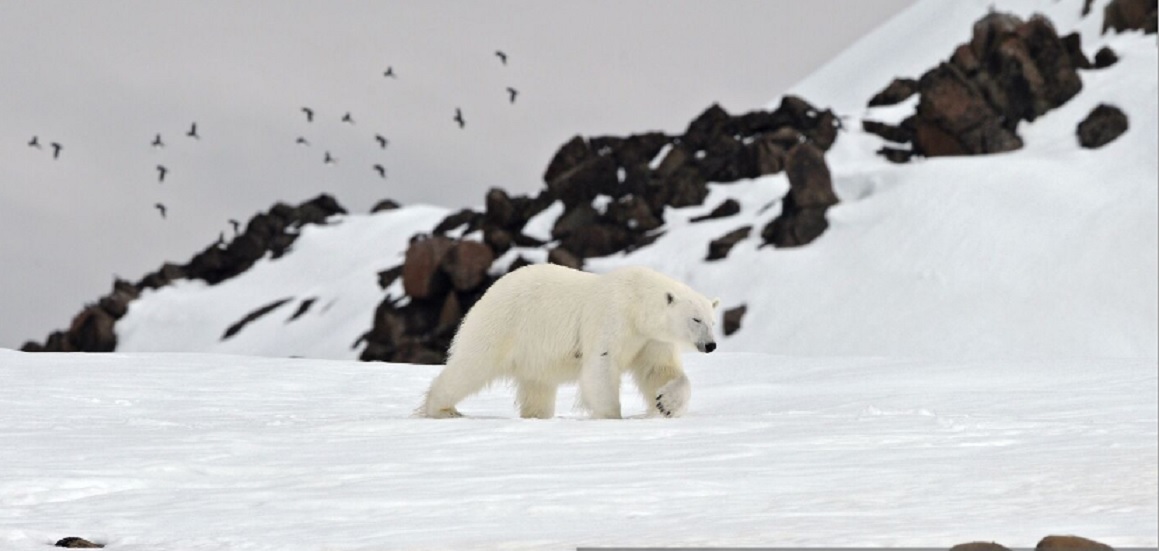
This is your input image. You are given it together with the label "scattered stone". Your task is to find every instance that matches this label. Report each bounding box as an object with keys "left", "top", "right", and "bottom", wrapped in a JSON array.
[
  {"left": 54, "top": 537, "right": 104, "bottom": 548},
  {"left": 1077, "top": 104, "right": 1129, "bottom": 148},
  {"left": 950, "top": 543, "right": 1012, "bottom": 551},
  {"left": 370, "top": 198, "right": 400, "bottom": 212},
  {"left": 722, "top": 305, "right": 747, "bottom": 336},
  {"left": 547, "top": 247, "right": 583, "bottom": 270},
  {"left": 221, "top": 297, "right": 292, "bottom": 340},
  {"left": 706, "top": 226, "right": 752, "bottom": 261},
  {"left": 1093, "top": 46, "right": 1119, "bottom": 68},
  {"left": 1103, "top": 0, "right": 1158, "bottom": 34},
  {"left": 690, "top": 199, "right": 741, "bottom": 223},
  {"left": 402, "top": 236, "right": 455, "bottom": 299},
  {"left": 1036, "top": 535, "right": 1115, "bottom": 551},
  {"left": 441, "top": 240, "right": 495, "bottom": 291}
]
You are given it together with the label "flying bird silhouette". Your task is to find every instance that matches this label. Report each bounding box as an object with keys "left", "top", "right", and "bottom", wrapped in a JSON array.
[
  {"left": 28, "top": 136, "right": 41, "bottom": 149},
  {"left": 373, "top": 164, "right": 386, "bottom": 179},
  {"left": 383, "top": 66, "right": 396, "bottom": 78},
  {"left": 323, "top": 151, "right": 337, "bottom": 165},
  {"left": 50, "top": 142, "right": 62, "bottom": 159},
  {"left": 295, "top": 136, "right": 310, "bottom": 146},
  {"left": 301, "top": 107, "right": 314, "bottom": 122},
  {"left": 152, "top": 134, "right": 164, "bottom": 148},
  {"left": 154, "top": 203, "right": 167, "bottom": 219},
  {"left": 186, "top": 122, "right": 199, "bottom": 139},
  {"left": 156, "top": 165, "right": 168, "bottom": 183},
  {"left": 374, "top": 134, "right": 388, "bottom": 149},
  {"left": 453, "top": 108, "right": 465, "bottom": 129},
  {"left": 506, "top": 87, "right": 518, "bottom": 104},
  {"left": 495, "top": 50, "right": 508, "bottom": 65},
  {"left": 229, "top": 219, "right": 241, "bottom": 235},
  {"left": 341, "top": 112, "right": 354, "bottom": 124}
]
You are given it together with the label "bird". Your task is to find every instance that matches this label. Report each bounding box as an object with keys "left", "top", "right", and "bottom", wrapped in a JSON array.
[
  {"left": 324, "top": 151, "right": 337, "bottom": 165},
  {"left": 506, "top": 87, "right": 518, "bottom": 104},
  {"left": 295, "top": 136, "right": 310, "bottom": 146},
  {"left": 453, "top": 108, "right": 465, "bottom": 129},
  {"left": 373, "top": 164, "right": 386, "bottom": 179},
  {"left": 152, "top": 133, "right": 164, "bottom": 148},
  {"left": 28, "top": 136, "right": 41, "bottom": 149},
  {"left": 155, "top": 203, "right": 167, "bottom": 219},
  {"left": 301, "top": 107, "right": 314, "bottom": 122},
  {"left": 186, "top": 122, "right": 199, "bottom": 139},
  {"left": 50, "top": 142, "right": 62, "bottom": 159},
  {"left": 156, "top": 165, "right": 168, "bottom": 183},
  {"left": 374, "top": 134, "right": 388, "bottom": 149},
  {"left": 495, "top": 50, "right": 508, "bottom": 65},
  {"left": 341, "top": 112, "right": 354, "bottom": 124},
  {"left": 229, "top": 219, "right": 241, "bottom": 235},
  {"left": 383, "top": 66, "right": 396, "bottom": 78}
]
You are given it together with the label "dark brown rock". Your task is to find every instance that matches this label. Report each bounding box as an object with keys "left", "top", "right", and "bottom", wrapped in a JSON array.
[
  {"left": 690, "top": 199, "right": 742, "bottom": 223},
  {"left": 868, "top": 78, "right": 919, "bottom": 107},
  {"left": 547, "top": 247, "right": 582, "bottom": 270},
  {"left": 484, "top": 187, "right": 517, "bottom": 228},
  {"left": 683, "top": 103, "right": 733, "bottom": 150},
  {"left": 543, "top": 135, "right": 594, "bottom": 185},
  {"left": 370, "top": 199, "right": 400, "bottom": 212},
  {"left": 1036, "top": 535, "right": 1115, "bottom": 551},
  {"left": 1077, "top": 103, "right": 1129, "bottom": 148},
  {"left": 221, "top": 297, "right": 292, "bottom": 340},
  {"left": 784, "top": 143, "right": 837, "bottom": 209},
  {"left": 878, "top": 146, "right": 915, "bottom": 163},
  {"left": 435, "top": 292, "right": 463, "bottom": 336},
  {"left": 751, "top": 134, "right": 787, "bottom": 175},
  {"left": 482, "top": 226, "right": 515, "bottom": 256},
  {"left": 722, "top": 304, "right": 747, "bottom": 336},
  {"left": 546, "top": 154, "right": 619, "bottom": 208},
  {"left": 706, "top": 226, "right": 752, "bottom": 261},
  {"left": 605, "top": 195, "right": 664, "bottom": 232},
  {"left": 950, "top": 543, "right": 1012, "bottom": 551},
  {"left": 54, "top": 537, "right": 104, "bottom": 548},
  {"left": 433, "top": 209, "right": 480, "bottom": 236},
  {"left": 561, "top": 224, "right": 634, "bottom": 258},
  {"left": 1093, "top": 46, "right": 1120, "bottom": 68},
  {"left": 377, "top": 265, "right": 403, "bottom": 290},
  {"left": 1061, "top": 32, "right": 1093, "bottom": 69},
  {"left": 441, "top": 240, "right": 495, "bottom": 291},
  {"left": 762, "top": 201, "right": 830, "bottom": 248},
  {"left": 862, "top": 120, "right": 913, "bottom": 144},
  {"left": 1103, "top": 0, "right": 1158, "bottom": 34},
  {"left": 67, "top": 306, "right": 117, "bottom": 352},
  {"left": 402, "top": 236, "right": 454, "bottom": 299}
]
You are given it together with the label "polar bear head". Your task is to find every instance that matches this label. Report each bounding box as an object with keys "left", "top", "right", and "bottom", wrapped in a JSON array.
[{"left": 661, "top": 290, "right": 720, "bottom": 353}]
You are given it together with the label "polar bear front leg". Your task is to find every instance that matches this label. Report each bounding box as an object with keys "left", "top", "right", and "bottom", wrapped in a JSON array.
[
  {"left": 579, "top": 352, "right": 622, "bottom": 419},
  {"left": 654, "top": 374, "right": 691, "bottom": 418}
]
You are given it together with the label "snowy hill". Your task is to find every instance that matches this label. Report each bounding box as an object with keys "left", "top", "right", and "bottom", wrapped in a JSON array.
[{"left": 39, "top": 0, "right": 1153, "bottom": 362}]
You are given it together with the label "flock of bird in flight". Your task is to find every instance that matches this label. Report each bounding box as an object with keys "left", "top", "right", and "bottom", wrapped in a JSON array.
[{"left": 26, "top": 49, "right": 519, "bottom": 222}]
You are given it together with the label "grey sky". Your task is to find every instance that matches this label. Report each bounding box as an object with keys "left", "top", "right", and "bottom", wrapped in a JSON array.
[{"left": 0, "top": 1, "right": 914, "bottom": 349}]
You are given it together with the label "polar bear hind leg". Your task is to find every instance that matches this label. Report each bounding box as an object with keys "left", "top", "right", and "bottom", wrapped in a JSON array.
[{"left": 421, "top": 359, "right": 497, "bottom": 418}]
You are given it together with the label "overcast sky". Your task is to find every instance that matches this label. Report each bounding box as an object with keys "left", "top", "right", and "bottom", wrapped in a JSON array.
[{"left": 0, "top": 1, "right": 915, "bottom": 349}]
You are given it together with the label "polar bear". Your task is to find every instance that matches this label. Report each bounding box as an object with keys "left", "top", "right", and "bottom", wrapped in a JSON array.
[{"left": 420, "top": 264, "right": 719, "bottom": 419}]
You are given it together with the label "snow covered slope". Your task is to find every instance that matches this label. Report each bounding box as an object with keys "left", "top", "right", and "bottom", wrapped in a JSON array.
[
  {"left": 110, "top": 0, "right": 1157, "bottom": 361},
  {"left": 1, "top": 350, "right": 1155, "bottom": 550}
]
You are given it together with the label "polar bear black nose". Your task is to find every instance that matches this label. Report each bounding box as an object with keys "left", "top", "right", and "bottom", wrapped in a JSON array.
[{"left": 705, "top": 342, "right": 716, "bottom": 353}]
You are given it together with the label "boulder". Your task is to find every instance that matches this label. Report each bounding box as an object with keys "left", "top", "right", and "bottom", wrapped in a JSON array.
[
  {"left": 1103, "top": 0, "right": 1158, "bottom": 34},
  {"left": 441, "top": 240, "right": 495, "bottom": 291},
  {"left": 722, "top": 305, "right": 747, "bottom": 336},
  {"left": 1093, "top": 46, "right": 1119, "bottom": 68},
  {"left": 950, "top": 543, "right": 1012, "bottom": 551},
  {"left": 402, "top": 236, "right": 455, "bottom": 299},
  {"left": 1077, "top": 104, "right": 1129, "bottom": 148},
  {"left": 690, "top": 199, "right": 742, "bottom": 223},
  {"left": 1036, "top": 535, "right": 1115, "bottom": 551}
]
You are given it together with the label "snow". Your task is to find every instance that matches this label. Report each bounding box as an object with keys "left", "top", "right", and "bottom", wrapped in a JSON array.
[
  {"left": 1, "top": 350, "right": 1155, "bottom": 550},
  {"left": 521, "top": 200, "right": 564, "bottom": 244},
  {"left": 3, "top": 1, "right": 1157, "bottom": 548}
]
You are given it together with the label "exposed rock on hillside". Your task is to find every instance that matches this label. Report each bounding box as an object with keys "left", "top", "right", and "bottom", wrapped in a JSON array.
[{"left": 21, "top": 195, "right": 346, "bottom": 352}]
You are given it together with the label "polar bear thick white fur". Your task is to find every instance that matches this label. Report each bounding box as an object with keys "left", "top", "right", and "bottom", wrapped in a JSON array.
[{"left": 420, "top": 264, "right": 719, "bottom": 419}]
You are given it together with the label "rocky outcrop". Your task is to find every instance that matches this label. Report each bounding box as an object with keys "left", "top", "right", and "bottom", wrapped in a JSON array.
[
  {"left": 358, "top": 97, "right": 839, "bottom": 363},
  {"left": 21, "top": 194, "right": 347, "bottom": 353},
  {"left": 864, "top": 11, "right": 1089, "bottom": 159},
  {"left": 1077, "top": 104, "right": 1129, "bottom": 148},
  {"left": 722, "top": 305, "right": 747, "bottom": 336}
]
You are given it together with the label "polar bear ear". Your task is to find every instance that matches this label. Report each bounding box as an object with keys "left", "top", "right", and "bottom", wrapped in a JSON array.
[
  {"left": 711, "top": 298, "right": 720, "bottom": 309},
  {"left": 666, "top": 292, "right": 674, "bottom": 305}
]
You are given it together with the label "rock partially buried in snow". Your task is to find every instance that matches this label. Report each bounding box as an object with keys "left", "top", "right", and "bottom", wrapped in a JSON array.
[
  {"left": 54, "top": 537, "right": 104, "bottom": 548},
  {"left": 1077, "top": 104, "right": 1129, "bottom": 148},
  {"left": 1036, "top": 535, "right": 1115, "bottom": 551},
  {"left": 949, "top": 542, "right": 1012, "bottom": 551},
  {"left": 1102, "top": 0, "right": 1158, "bottom": 34}
]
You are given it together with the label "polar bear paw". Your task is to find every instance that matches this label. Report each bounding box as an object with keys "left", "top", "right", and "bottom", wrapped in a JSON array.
[{"left": 654, "top": 377, "right": 691, "bottom": 418}]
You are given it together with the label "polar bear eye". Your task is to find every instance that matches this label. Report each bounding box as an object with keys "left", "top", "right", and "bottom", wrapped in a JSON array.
[{"left": 692, "top": 317, "right": 702, "bottom": 323}]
